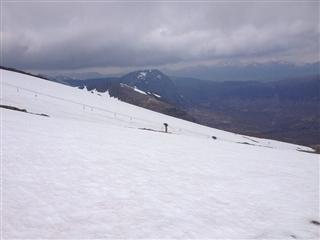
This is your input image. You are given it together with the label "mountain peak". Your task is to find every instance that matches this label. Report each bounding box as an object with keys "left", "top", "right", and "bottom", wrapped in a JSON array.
[
  {"left": 120, "top": 69, "right": 185, "bottom": 106},
  {"left": 134, "top": 69, "right": 164, "bottom": 81}
]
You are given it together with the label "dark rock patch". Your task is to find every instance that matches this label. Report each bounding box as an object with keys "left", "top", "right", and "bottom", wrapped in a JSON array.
[
  {"left": 0, "top": 104, "right": 27, "bottom": 112},
  {"left": 1, "top": 104, "right": 49, "bottom": 118},
  {"left": 310, "top": 220, "right": 320, "bottom": 226}
]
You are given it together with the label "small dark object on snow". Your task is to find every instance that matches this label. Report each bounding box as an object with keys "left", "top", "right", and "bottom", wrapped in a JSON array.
[
  {"left": 139, "top": 128, "right": 171, "bottom": 134},
  {"left": 37, "top": 113, "right": 49, "bottom": 117},
  {"left": 163, "top": 123, "right": 168, "bottom": 133},
  {"left": 212, "top": 136, "right": 217, "bottom": 140},
  {"left": 310, "top": 220, "right": 320, "bottom": 226},
  {"left": 0, "top": 104, "right": 49, "bottom": 117},
  {"left": 290, "top": 235, "right": 297, "bottom": 239},
  {"left": 0, "top": 104, "right": 27, "bottom": 112}
]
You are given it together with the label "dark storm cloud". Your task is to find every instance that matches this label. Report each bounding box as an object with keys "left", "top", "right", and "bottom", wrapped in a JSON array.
[{"left": 2, "top": 1, "right": 319, "bottom": 71}]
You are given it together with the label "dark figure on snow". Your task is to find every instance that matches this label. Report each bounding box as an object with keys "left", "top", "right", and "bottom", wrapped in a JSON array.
[{"left": 164, "top": 123, "right": 168, "bottom": 133}]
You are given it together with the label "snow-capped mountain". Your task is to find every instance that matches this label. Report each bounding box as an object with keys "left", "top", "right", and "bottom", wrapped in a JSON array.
[
  {"left": 1, "top": 69, "right": 319, "bottom": 239},
  {"left": 46, "top": 69, "right": 192, "bottom": 121},
  {"left": 119, "top": 69, "right": 185, "bottom": 106},
  {"left": 56, "top": 69, "right": 185, "bottom": 107}
]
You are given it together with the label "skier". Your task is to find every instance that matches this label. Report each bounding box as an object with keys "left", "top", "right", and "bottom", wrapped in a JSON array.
[{"left": 164, "top": 123, "right": 168, "bottom": 133}]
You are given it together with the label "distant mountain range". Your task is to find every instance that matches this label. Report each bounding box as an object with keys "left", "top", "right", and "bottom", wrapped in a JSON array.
[
  {"left": 172, "top": 75, "right": 320, "bottom": 148},
  {"left": 42, "top": 61, "right": 320, "bottom": 82},
  {"left": 43, "top": 72, "right": 116, "bottom": 81},
  {"left": 168, "top": 61, "right": 320, "bottom": 81},
  {"left": 2, "top": 65, "right": 319, "bottom": 149}
]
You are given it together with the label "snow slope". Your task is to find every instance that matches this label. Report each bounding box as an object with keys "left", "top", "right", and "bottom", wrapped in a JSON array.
[{"left": 1, "top": 69, "right": 319, "bottom": 239}]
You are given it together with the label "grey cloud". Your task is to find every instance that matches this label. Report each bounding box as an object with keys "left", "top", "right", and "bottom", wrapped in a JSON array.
[{"left": 2, "top": 1, "right": 319, "bottom": 71}]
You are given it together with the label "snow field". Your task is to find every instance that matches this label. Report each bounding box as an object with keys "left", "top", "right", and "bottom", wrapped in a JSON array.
[{"left": 1, "top": 69, "right": 319, "bottom": 238}]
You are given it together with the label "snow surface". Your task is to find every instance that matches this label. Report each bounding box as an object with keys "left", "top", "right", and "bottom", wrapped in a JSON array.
[
  {"left": 153, "top": 93, "right": 161, "bottom": 98},
  {"left": 1, "top": 69, "right": 319, "bottom": 239},
  {"left": 120, "top": 83, "right": 147, "bottom": 95},
  {"left": 133, "top": 86, "right": 147, "bottom": 95},
  {"left": 137, "top": 72, "right": 147, "bottom": 80}
]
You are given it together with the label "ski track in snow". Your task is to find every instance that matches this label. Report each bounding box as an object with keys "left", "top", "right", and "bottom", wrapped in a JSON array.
[{"left": 1, "top": 69, "right": 319, "bottom": 239}]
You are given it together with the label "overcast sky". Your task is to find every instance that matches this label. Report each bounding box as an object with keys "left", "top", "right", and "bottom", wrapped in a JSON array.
[{"left": 2, "top": 1, "right": 319, "bottom": 74}]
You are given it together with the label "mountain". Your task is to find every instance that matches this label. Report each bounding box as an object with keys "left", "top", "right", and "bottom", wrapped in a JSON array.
[
  {"left": 173, "top": 75, "right": 320, "bottom": 148},
  {"left": 47, "top": 69, "right": 193, "bottom": 122},
  {"left": 2, "top": 68, "right": 319, "bottom": 239},
  {"left": 49, "top": 69, "right": 185, "bottom": 106},
  {"left": 45, "top": 71, "right": 115, "bottom": 80},
  {"left": 0, "top": 65, "right": 50, "bottom": 81},
  {"left": 119, "top": 69, "right": 185, "bottom": 106},
  {"left": 168, "top": 61, "right": 320, "bottom": 81},
  {"left": 105, "top": 83, "right": 194, "bottom": 122}
]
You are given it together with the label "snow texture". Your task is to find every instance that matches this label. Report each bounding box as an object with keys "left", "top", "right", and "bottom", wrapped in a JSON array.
[
  {"left": 1, "top": 69, "right": 319, "bottom": 239},
  {"left": 133, "top": 86, "right": 147, "bottom": 95},
  {"left": 153, "top": 93, "right": 161, "bottom": 98},
  {"left": 137, "top": 72, "right": 147, "bottom": 80}
]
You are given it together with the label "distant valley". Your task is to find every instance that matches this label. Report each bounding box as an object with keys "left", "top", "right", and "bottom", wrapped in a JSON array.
[{"left": 173, "top": 75, "right": 319, "bottom": 149}]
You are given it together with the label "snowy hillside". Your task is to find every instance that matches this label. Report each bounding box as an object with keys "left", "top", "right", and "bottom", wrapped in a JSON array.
[{"left": 1, "top": 69, "right": 319, "bottom": 238}]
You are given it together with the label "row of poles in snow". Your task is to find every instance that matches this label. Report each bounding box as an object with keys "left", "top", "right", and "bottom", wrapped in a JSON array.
[
  {"left": 8, "top": 83, "right": 216, "bottom": 138},
  {"left": 8, "top": 83, "right": 176, "bottom": 133},
  {"left": 81, "top": 104, "right": 135, "bottom": 122},
  {"left": 12, "top": 84, "right": 214, "bottom": 136},
  {"left": 12, "top": 84, "right": 212, "bottom": 136}
]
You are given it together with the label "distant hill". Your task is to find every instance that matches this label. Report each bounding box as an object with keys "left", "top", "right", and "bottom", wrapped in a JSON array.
[
  {"left": 0, "top": 66, "right": 50, "bottom": 81},
  {"left": 173, "top": 75, "right": 320, "bottom": 147},
  {"left": 119, "top": 70, "right": 185, "bottom": 106},
  {"left": 169, "top": 62, "right": 320, "bottom": 81}
]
